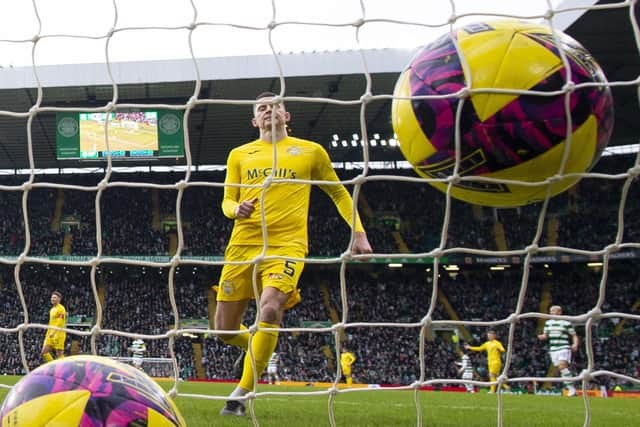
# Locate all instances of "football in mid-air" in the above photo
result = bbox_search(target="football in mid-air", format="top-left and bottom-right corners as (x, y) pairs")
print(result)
(392, 19), (614, 207)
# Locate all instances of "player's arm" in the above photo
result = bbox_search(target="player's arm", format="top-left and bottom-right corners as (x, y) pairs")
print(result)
(538, 323), (549, 341)
(570, 331), (579, 352)
(313, 146), (371, 256)
(221, 149), (257, 219)
(497, 341), (506, 353)
(464, 343), (484, 352)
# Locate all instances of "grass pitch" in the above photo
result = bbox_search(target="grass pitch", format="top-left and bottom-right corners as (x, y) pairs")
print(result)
(1, 378), (638, 426)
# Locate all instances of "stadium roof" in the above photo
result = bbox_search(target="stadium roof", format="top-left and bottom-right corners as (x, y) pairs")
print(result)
(0, 0), (636, 171)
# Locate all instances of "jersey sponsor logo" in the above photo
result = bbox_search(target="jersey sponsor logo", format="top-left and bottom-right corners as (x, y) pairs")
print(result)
(247, 167), (297, 180)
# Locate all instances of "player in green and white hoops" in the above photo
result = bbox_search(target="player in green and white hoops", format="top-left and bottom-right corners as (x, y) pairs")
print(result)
(538, 305), (579, 396)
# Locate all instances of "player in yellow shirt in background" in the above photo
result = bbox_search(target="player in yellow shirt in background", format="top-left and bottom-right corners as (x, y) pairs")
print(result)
(216, 92), (372, 417)
(340, 348), (357, 386)
(41, 290), (66, 363)
(465, 330), (508, 393)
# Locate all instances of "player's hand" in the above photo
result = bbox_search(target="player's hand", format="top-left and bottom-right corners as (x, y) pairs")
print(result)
(464, 344), (470, 350)
(571, 343), (579, 352)
(235, 198), (258, 218)
(537, 334), (546, 341)
(351, 232), (372, 260)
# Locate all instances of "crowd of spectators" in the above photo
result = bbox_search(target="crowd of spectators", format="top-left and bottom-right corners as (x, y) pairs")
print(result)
(0, 157), (637, 391)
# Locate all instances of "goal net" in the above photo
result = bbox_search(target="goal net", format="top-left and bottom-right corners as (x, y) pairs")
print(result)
(0, 1), (638, 426)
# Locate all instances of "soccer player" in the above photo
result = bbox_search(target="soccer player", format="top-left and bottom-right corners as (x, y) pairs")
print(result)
(41, 291), (66, 363)
(265, 352), (280, 384)
(215, 92), (372, 417)
(340, 348), (357, 386)
(464, 330), (507, 393)
(538, 305), (579, 397)
(456, 352), (475, 393)
(129, 338), (147, 370)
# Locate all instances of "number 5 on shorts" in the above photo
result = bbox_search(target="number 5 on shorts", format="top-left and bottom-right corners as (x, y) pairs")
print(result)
(283, 260), (297, 277)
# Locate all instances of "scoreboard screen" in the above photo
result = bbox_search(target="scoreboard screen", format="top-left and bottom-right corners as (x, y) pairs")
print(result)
(56, 109), (184, 160)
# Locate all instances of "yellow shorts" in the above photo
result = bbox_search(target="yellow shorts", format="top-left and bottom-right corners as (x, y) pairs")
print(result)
(341, 366), (352, 376)
(44, 333), (66, 351)
(215, 245), (305, 309)
(488, 362), (502, 376)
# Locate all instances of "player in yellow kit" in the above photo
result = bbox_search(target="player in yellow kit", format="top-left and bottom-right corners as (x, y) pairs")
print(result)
(41, 291), (66, 363)
(216, 92), (372, 417)
(340, 348), (357, 386)
(465, 330), (508, 393)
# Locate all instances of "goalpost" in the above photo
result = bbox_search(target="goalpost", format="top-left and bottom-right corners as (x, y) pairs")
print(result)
(0, 1), (638, 426)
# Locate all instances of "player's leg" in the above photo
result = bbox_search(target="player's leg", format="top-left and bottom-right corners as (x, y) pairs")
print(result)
(557, 358), (576, 396)
(41, 341), (54, 363)
(345, 368), (353, 386)
(53, 334), (66, 359)
(215, 299), (250, 348)
(463, 373), (474, 393)
(220, 287), (287, 417)
(214, 246), (254, 351)
(552, 350), (575, 396)
(488, 363), (500, 393)
(237, 286), (288, 392)
(220, 247), (304, 416)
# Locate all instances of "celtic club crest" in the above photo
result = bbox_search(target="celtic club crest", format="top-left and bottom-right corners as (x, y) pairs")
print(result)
(57, 117), (79, 138)
(159, 113), (181, 135)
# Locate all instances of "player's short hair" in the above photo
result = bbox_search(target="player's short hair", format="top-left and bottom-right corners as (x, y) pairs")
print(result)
(52, 290), (62, 299)
(254, 91), (282, 114)
(549, 305), (562, 314)
(256, 91), (277, 100)
(487, 329), (496, 334)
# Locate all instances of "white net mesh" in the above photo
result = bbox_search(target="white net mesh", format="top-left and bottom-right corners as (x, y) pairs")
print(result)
(0, 1), (638, 426)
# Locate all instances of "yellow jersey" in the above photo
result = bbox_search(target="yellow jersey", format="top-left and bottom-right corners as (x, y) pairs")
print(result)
(468, 339), (505, 366)
(340, 351), (356, 368)
(222, 136), (364, 251)
(48, 303), (66, 333)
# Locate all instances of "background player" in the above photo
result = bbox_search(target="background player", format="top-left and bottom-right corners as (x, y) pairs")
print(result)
(340, 347), (357, 386)
(129, 337), (147, 371)
(215, 92), (372, 417)
(465, 330), (508, 393)
(41, 290), (66, 363)
(265, 352), (281, 384)
(538, 305), (579, 397)
(456, 351), (475, 393)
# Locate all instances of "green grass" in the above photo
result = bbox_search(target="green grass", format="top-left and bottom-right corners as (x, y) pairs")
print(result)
(1, 378), (639, 426)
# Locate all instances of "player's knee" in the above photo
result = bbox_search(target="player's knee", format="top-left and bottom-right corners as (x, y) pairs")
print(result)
(260, 303), (284, 324)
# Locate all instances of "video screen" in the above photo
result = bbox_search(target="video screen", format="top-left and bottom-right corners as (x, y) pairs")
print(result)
(79, 111), (159, 158)
(56, 109), (184, 160)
